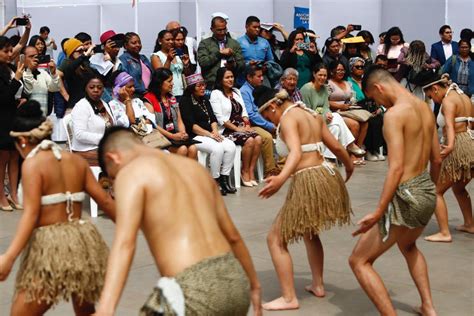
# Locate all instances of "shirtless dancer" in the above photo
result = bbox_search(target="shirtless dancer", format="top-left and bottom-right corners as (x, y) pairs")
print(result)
(349, 66), (441, 316)
(94, 127), (262, 316)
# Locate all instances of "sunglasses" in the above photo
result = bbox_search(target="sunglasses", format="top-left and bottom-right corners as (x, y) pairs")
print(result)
(354, 65), (364, 70)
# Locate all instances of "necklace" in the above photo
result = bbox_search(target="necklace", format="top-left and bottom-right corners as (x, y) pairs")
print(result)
(192, 96), (211, 124)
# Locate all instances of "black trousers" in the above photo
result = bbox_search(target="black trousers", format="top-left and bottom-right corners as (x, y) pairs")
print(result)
(364, 115), (384, 152)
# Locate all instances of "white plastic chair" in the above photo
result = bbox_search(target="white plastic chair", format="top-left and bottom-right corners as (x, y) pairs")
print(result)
(63, 114), (100, 218)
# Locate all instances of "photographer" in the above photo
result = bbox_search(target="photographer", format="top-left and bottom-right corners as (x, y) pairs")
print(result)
(89, 30), (125, 102)
(280, 30), (322, 89)
(0, 16), (32, 62)
(22, 45), (60, 115)
(197, 16), (244, 90)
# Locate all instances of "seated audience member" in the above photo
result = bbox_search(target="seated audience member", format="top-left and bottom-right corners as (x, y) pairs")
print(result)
(376, 26), (409, 76)
(22, 45), (60, 115)
(300, 63), (365, 160)
(89, 30), (125, 102)
(240, 65), (280, 177)
(179, 73), (237, 195)
(39, 26), (57, 57)
(210, 68), (262, 187)
(151, 30), (189, 100)
(173, 27), (196, 74)
(118, 32), (152, 96)
(328, 60), (368, 165)
(108, 72), (146, 127)
(70, 75), (129, 165)
(357, 30), (375, 64)
(143, 68), (198, 159)
(275, 68), (303, 102)
(198, 16), (244, 89)
(431, 25), (459, 67)
(58, 38), (97, 109)
(166, 20), (198, 66)
(347, 57), (385, 161)
(74, 32), (93, 50)
(443, 39), (474, 97)
(259, 22), (289, 63)
(398, 40), (440, 98)
(322, 37), (349, 70)
(280, 30), (323, 89)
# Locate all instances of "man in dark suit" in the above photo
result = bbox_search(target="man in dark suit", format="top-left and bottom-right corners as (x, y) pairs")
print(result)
(430, 25), (459, 66)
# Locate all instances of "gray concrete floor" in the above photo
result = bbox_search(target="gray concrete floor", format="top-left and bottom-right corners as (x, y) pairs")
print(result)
(1, 161), (473, 315)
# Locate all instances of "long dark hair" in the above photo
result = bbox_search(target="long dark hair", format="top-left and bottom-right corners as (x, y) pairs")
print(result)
(213, 67), (237, 95)
(287, 30), (305, 52)
(153, 30), (172, 53)
(311, 63), (328, 82)
(383, 27), (405, 55)
(328, 60), (347, 80)
(0, 36), (13, 82)
(149, 68), (173, 97)
(28, 35), (46, 55)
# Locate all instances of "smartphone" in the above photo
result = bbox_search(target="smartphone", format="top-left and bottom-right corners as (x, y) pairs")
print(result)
(297, 42), (310, 50)
(15, 18), (29, 26)
(93, 44), (104, 54)
(37, 55), (51, 64)
(175, 48), (184, 57)
(19, 54), (25, 64)
(113, 39), (124, 48)
(352, 24), (362, 31)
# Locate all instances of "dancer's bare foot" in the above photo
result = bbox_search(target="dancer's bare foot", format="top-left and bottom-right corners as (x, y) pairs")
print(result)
(424, 232), (452, 243)
(262, 297), (299, 311)
(455, 224), (474, 234)
(305, 284), (325, 297)
(413, 305), (437, 316)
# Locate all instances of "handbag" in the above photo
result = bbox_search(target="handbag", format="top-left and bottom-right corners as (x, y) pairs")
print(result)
(339, 106), (372, 122)
(130, 117), (171, 149)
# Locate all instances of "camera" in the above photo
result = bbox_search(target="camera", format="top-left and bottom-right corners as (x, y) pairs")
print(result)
(15, 18), (29, 26)
(175, 48), (184, 57)
(297, 42), (310, 50)
(352, 24), (362, 31)
(37, 55), (51, 64)
(93, 44), (104, 54)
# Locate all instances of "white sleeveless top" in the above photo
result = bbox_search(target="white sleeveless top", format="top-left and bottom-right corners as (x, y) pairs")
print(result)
(18, 140), (86, 222)
(275, 102), (325, 157)
(436, 83), (474, 131)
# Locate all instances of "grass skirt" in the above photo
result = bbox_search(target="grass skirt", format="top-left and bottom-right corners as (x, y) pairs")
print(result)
(440, 131), (474, 183)
(15, 220), (109, 305)
(280, 163), (351, 244)
(140, 253), (250, 316)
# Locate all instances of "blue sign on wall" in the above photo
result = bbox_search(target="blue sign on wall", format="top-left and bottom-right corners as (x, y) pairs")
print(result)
(294, 7), (309, 29)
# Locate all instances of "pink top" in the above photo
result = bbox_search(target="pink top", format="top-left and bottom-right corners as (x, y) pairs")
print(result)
(376, 43), (409, 59)
(328, 80), (353, 104)
(140, 60), (151, 90)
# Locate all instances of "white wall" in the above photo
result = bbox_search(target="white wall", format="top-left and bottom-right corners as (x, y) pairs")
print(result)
(447, 0), (474, 40)
(274, 0), (309, 40)
(310, 0), (381, 49)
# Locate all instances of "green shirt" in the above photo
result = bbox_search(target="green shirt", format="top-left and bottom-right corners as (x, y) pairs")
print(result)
(296, 54), (312, 89)
(300, 82), (330, 116)
(347, 77), (365, 103)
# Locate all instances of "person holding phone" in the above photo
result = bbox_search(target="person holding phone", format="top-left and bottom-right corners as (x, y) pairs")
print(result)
(0, 16), (32, 63)
(172, 27), (196, 74)
(376, 27), (409, 77)
(22, 45), (60, 115)
(151, 30), (186, 100)
(280, 30), (323, 89)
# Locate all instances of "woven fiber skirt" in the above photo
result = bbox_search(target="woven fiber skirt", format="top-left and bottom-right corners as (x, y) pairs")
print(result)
(440, 131), (474, 183)
(15, 220), (109, 305)
(280, 163), (351, 244)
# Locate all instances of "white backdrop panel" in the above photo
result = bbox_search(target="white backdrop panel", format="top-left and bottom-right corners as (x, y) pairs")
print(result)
(381, 0), (445, 45)
(273, 0), (309, 41)
(310, 0), (381, 49)
(196, 0), (274, 40)
(447, 0), (474, 40)
(17, 5), (101, 59)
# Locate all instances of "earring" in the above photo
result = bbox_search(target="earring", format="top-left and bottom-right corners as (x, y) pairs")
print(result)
(21, 143), (26, 148)
(272, 109), (276, 113)
(434, 91), (438, 94)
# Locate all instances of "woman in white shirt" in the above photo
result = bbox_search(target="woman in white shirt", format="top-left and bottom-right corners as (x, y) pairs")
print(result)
(376, 27), (409, 76)
(210, 68), (262, 187)
(150, 30), (192, 100)
(71, 75), (130, 165)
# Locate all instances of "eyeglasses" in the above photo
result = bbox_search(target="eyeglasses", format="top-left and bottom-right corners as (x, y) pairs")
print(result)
(354, 65), (364, 70)
(336, 69), (346, 73)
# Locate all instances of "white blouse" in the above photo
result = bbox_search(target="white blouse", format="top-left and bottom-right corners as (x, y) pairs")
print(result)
(71, 98), (129, 152)
(209, 89), (249, 134)
(109, 98), (156, 126)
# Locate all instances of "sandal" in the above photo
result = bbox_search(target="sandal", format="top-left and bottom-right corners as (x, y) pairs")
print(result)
(7, 196), (23, 210)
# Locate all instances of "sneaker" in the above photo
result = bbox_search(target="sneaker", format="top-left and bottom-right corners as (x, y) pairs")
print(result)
(366, 152), (379, 162)
(376, 153), (386, 161)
